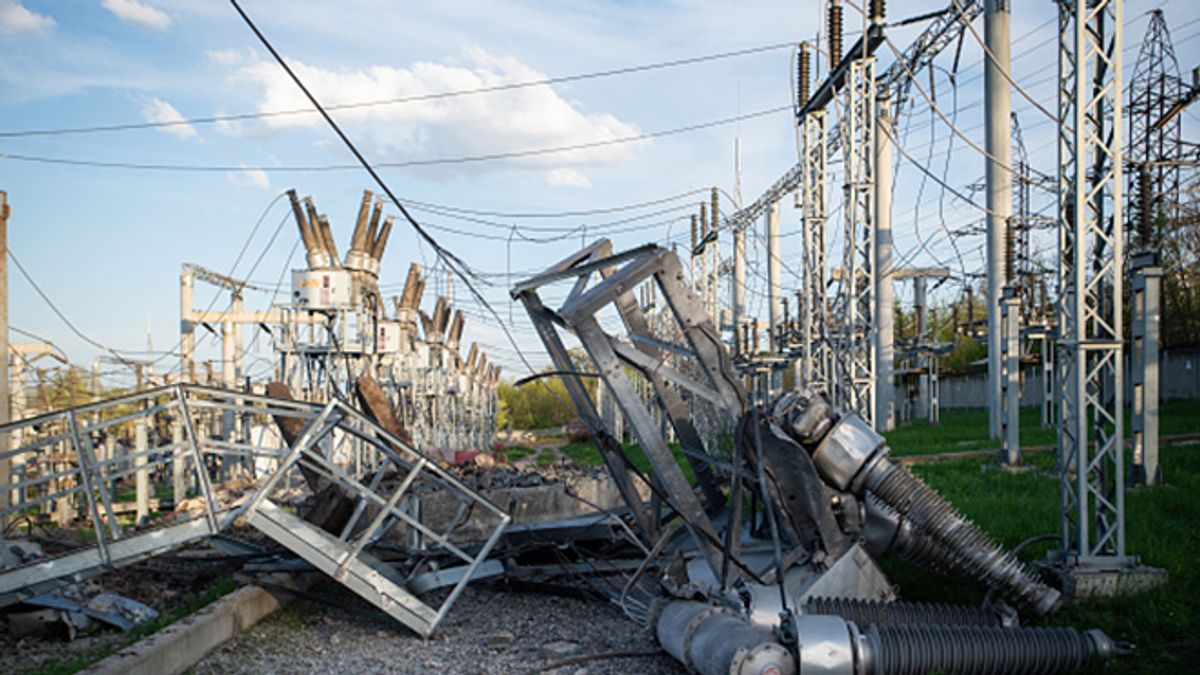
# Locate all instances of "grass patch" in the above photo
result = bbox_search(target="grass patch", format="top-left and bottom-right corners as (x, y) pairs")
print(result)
(26, 576), (239, 675)
(502, 445), (536, 462)
(535, 448), (558, 467)
(878, 446), (1200, 672)
(561, 440), (695, 483)
(884, 400), (1200, 457)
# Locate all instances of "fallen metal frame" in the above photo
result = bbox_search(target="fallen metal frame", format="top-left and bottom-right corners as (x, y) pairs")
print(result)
(0, 384), (510, 637)
(513, 240), (750, 581)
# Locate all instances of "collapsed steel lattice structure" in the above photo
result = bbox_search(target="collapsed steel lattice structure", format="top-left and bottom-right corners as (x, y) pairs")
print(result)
(0, 384), (510, 637)
(515, 240), (1127, 674)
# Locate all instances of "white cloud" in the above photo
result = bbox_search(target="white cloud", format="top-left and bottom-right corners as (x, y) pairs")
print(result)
(225, 47), (645, 176)
(102, 0), (170, 30)
(545, 168), (591, 188)
(205, 48), (243, 66)
(139, 97), (197, 140)
(0, 0), (54, 34)
(226, 165), (270, 190)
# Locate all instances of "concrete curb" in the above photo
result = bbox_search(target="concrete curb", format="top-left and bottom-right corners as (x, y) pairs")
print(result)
(82, 575), (307, 675)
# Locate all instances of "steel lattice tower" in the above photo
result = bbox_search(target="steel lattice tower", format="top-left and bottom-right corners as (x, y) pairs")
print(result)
(836, 56), (877, 426)
(801, 108), (831, 396)
(1011, 112), (1034, 316)
(1127, 9), (1183, 243)
(1055, 0), (1131, 570)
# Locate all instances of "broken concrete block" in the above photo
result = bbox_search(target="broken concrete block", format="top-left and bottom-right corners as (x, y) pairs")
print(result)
(541, 640), (582, 660)
(484, 630), (515, 649)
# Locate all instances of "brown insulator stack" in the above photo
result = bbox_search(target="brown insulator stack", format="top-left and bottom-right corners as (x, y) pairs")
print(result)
(829, 1), (844, 67)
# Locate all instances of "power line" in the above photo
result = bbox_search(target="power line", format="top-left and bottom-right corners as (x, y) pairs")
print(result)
(0, 105), (790, 174)
(7, 249), (145, 375)
(0, 42), (793, 139)
(230, 0), (549, 388)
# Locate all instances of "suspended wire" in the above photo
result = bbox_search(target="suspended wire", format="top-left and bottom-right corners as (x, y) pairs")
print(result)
(0, 105), (790, 174)
(0, 43), (794, 139)
(7, 250), (146, 376)
(231, 0), (550, 383)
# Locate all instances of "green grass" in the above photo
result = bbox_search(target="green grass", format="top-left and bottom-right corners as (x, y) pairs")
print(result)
(501, 445), (536, 461)
(884, 400), (1200, 457)
(27, 576), (239, 675)
(535, 448), (558, 467)
(562, 440), (695, 483)
(880, 446), (1200, 673)
(552, 406), (1200, 672)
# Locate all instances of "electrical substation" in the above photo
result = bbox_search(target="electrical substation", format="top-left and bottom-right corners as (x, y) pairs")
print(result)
(1, 0), (1198, 673)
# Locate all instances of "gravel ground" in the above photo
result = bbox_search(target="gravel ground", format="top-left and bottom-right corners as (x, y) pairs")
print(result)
(195, 584), (684, 675)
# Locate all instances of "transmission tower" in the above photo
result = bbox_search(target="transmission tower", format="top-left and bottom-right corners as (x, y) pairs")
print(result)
(1054, 0), (1134, 578)
(1127, 9), (1183, 244)
(1011, 112), (1034, 317)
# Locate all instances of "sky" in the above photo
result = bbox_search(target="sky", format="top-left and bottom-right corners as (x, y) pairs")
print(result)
(1, 0), (1198, 388)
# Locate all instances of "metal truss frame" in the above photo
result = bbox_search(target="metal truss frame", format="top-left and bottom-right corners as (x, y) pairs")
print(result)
(0, 385), (509, 636)
(1055, 0), (1130, 568)
(837, 57), (877, 427)
(801, 109), (831, 396)
(513, 241), (750, 581)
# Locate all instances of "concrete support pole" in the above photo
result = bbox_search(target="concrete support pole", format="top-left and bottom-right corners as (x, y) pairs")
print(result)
(915, 277), (929, 420)
(1040, 333), (1055, 428)
(985, 0), (1013, 438)
(232, 295), (244, 386)
(733, 226), (746, 354)
(875, 103), (895, 431)
(172, 419), (187, 504)
(767, 201), (782, 394)
(135, 417), (150, 522)
(710, 188), (720, 322)
(1001, 288), (1022, 464)
(1131, 251), (1162, 486)
(180, 266), (195, 384)
(0, 191), (9, 521)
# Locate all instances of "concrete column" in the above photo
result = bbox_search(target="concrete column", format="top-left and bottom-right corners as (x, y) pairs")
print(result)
(172, 420), (187, 505)
(915, 277), (929, 420)
(1001, 289), (1021, 464)
(874, 103), (895, 430)
(180, 266), (196, 384)
(733, 227), (746, 353)
(1040, 333), (1055, 428)
(1131, 252), (1162, 485)
(767, 201), (782, 394)
(0, 191), (9, 521)
(135, 417), (150, 522)
(984, 0), (1013, 438)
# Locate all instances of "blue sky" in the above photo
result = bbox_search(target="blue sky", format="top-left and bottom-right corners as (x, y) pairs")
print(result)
(1, 0), (1197, 387)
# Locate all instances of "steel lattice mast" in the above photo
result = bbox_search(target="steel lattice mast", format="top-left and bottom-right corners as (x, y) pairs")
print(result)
(837, 51), (877, 425)
(1054, 0), (1131, 570)
(1127, 9), (1183, 242)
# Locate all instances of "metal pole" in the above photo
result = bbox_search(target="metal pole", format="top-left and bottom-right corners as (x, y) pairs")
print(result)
(710, 188), (720, 321)
(915, 276), (929, 420)
(135, 416), (150, 522)
(767, 201), (782, 394)
(985, 0), (1013, 439)
(1001, 288), (1021, 464)
(875, 100), (894, 431)
(733, 225), (746, 354)
(0, 191), (9, 522)
(1130, 251), (1162, 486)
(1056, 0), (1131, 571)
(180, 265), (195, 384)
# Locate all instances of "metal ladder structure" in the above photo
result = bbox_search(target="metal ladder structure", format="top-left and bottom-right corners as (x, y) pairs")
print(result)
(0, 385), (510, 637)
